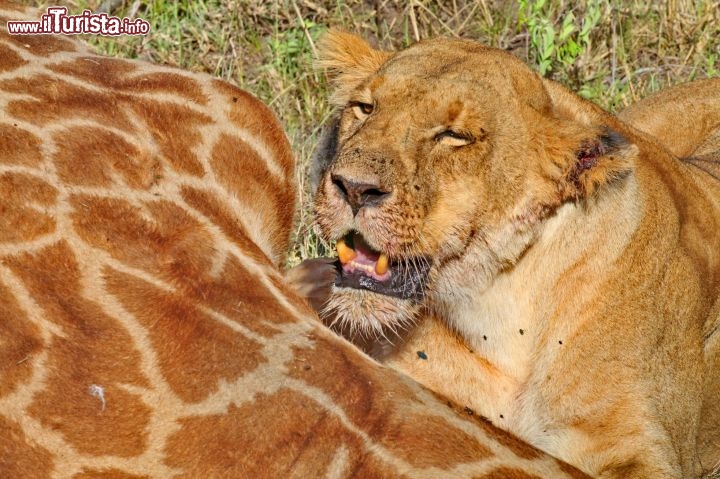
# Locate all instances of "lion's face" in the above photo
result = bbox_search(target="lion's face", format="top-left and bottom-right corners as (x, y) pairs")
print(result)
(313, 32), (633, 338)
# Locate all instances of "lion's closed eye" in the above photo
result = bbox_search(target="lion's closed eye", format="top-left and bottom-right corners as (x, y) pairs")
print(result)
(434, 129), (475, 147)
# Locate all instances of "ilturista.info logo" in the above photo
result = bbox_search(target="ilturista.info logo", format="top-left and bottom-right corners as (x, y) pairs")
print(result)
(7, 6), (150, 36)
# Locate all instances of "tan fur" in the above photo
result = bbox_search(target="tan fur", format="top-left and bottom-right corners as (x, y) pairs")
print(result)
(313, 31), (720, 478)
(617, 80), (720, 472)
(618, 79), (720, 184)
(618, 78), (720, 158)
(0, 3), (589, 478)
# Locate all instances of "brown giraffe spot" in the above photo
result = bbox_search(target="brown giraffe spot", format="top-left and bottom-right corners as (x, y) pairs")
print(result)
(73, 470), (149, 479)
(0, 416), (54, 479)
(3, 242), (151, 456)
(269, 273), (318, 318)
(0, 123), (43, 166)
(120, 72), (206, 105)
(0, 172), (57, 243)
(28, 380), (151, 456)
(381, 412), (494, 468)
(54, 126), (160, 189)
(180, 185), (272, 265)
(1, 73), (135, 132)
(209, 132), (295, 259)
(291, 333), (494, 468)
(0, 3), (26, 12)
(212, 80), (294, 177)
(342, 456), (412, 479)
(0, 42), (26, 72)
(476, 419), (544, 461)
(49, 56), (138, 87)
(69, 195), (216, 283)
(474, 468), (543, 479)
(178, 254), (298, 333)
(443, 399), (543, 461)
(0, 281), (44, 398)
(165, 389), (368, 478)
(104, 268), (266, 403)
(291, 334), (375, 421)
(51, 58), (207, 105)
(559, 460), (595, 479)
(4, 31), (77, 56)
(0, 172), (57, 205)
(130, 100), (210, 176)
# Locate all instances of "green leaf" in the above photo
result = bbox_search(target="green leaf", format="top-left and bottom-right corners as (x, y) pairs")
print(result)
(559, 13), (575, 41)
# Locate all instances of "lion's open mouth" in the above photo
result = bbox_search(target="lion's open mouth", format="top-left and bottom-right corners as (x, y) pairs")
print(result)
(333, 232), (430, 301)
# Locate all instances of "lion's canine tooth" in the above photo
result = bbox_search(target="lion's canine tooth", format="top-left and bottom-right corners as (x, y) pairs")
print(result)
(337, 238), (356, 264)
(375, 253), (389, 276)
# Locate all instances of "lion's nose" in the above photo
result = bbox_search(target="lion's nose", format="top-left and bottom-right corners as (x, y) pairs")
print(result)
(331, 173), (391, 215)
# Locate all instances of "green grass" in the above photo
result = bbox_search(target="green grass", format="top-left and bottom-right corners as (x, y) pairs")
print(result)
(21, 0), (720, 271)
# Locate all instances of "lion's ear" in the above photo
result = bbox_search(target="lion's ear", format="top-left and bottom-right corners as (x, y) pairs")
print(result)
(540, 80), (637, 199)
(316, 29), (392, 105)
(555, 128), (637, 199)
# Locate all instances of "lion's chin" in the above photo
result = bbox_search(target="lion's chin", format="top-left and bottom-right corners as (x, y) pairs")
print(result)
(322, 286), (421, 341)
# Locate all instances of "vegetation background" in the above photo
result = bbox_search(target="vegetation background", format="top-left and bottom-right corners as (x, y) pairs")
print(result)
(21, 0), (720, 270)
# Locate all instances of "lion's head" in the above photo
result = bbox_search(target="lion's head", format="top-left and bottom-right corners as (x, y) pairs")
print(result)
(312, 31), (635, 340)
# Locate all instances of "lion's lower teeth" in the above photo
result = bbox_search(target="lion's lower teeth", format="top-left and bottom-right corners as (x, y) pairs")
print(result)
(336, 238), (356, 264)
(350, 262), (375, 274)
(347, 257), (390, 278)
(375, 254), (389, 275)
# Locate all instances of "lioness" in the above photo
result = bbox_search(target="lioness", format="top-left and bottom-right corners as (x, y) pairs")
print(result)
(309, 31), (720, 478)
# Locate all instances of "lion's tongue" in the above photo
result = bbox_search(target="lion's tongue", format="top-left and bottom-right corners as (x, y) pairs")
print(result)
(337, 235), (390, 281)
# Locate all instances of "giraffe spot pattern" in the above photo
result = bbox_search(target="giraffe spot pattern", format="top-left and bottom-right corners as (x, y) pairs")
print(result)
(71, 187), (297, 336)
(50, 58), (208, 105)
(0, 42), (26, 72)
(0, 172), (57, 243)
(164, 389), (366, 478)
(49, 56), (140, 84)
(212, 79), (294, 178)
(54, 126), (160, 189)
(104, 268), (266, 403)
(73, 470), (149, 479)
(4, 29), (77, 56)
(210, 132), (295, 259)
(473, 468), (544, 479)
(0, 281), (44, 398)
(4, 242), (151, 456)
(290, 334), (496, 468)
(129, 100), (209, 177)
(180, 185), (272, 266)
(0, 123), (43, 166)
(69, 195), (217, 283)
(1, 73), (137, 132)
(0, 415), (55, 479)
